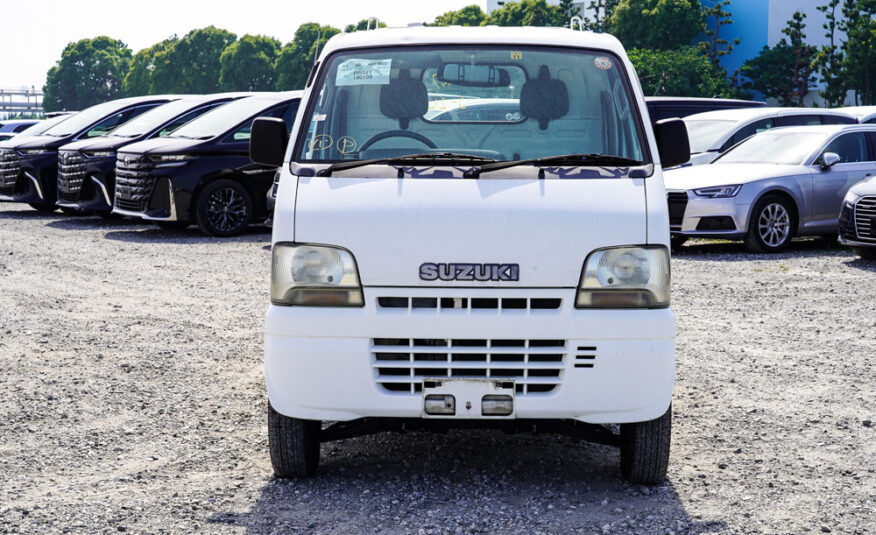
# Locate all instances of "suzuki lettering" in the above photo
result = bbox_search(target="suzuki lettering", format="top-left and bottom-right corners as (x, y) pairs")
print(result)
(419, 263), (520, 282)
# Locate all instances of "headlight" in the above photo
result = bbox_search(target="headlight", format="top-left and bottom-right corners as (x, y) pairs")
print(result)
(843, 189), (862, 205)
(85, 151), (115, 158)
(150, 154), (195, 168)
(18, 148), (54, 155)
(576, 246), (670, 308)
(693, 185), (741, 198)
(271, 243), (363, 307)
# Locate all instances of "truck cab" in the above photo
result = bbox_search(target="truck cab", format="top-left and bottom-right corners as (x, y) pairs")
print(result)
(251, 26), (689, 484)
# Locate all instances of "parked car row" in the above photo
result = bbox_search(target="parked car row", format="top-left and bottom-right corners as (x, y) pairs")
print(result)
(0, 91), (301, 236)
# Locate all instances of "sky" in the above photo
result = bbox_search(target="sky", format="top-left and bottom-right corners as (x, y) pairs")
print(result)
(0, 0), (484, 89)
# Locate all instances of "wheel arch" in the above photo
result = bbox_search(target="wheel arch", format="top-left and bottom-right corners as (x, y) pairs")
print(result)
(746, 187), (802, 234)
(191, 170), (264, 219)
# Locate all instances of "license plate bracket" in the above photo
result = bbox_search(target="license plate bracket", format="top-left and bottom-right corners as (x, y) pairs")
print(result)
(421, 379), (516, 419)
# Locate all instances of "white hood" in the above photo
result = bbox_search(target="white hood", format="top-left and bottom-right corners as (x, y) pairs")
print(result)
(664, 163), (811, 191)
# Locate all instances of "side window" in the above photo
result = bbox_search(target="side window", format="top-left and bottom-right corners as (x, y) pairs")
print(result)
(280, 101), (299, 134)
(84, 104), (161, 138)
(13, 124), (32, 133)
(723, 118), (775, 150)
(229, 104), (291, 141)
(820, 114), (857, 125)
(156, 103), (224, 138)
(776, 114), (821, 127)
(821, 133), (869, 163)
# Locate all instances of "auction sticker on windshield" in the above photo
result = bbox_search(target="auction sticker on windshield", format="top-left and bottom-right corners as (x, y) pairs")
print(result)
(336, 58), (392, 86)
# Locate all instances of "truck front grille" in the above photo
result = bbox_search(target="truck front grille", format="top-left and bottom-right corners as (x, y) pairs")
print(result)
(376, 296), (561, 311)
(114, 154), (156, 212)
(58, 151), (87, 201)
(853, 196), (876, 243)
(0, 149), (21, 194)
(666, 191), (688, 229)
(372, 338), (567, 395)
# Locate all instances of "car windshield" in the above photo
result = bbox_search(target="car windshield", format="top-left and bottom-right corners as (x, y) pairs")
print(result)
(296, 45), (647, 169)
(683, 119), (736, 153)
(168, 97), (275, 139)
(713, 131), (827, 165)
(16, 115), (73, 137)
(110, 100), (202, 137)
(41, 100), (130, 137)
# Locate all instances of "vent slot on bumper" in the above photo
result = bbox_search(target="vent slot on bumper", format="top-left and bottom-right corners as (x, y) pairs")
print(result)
(666, 191), (689, 230)
(377, 296), (561, 311)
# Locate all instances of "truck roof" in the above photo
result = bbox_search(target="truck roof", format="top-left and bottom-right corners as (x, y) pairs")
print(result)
(318, 26), (626, 60)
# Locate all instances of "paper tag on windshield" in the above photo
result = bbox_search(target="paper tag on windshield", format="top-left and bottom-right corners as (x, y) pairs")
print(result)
(336, 58), (392, 86)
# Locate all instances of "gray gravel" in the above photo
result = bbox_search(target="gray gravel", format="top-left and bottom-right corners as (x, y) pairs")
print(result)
(0, 203), (874, 535)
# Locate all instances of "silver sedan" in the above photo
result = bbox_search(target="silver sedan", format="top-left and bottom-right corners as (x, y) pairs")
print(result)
(665, 124), (876, 253)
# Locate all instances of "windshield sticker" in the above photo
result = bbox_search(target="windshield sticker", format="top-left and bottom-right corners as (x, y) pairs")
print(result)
(510, 52), (522, 60)
(336, 58), (392, 86)
(594, 57), (613, 70)
(309, 134), (333, 152)
(336, 136), (358, 154)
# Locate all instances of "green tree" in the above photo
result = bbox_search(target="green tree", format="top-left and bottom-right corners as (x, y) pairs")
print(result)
(609, 0), (705, 50)
(275, 23), (341, 90)
(628, 46), (731, 97)
(839, 0), (876, 105)
(123, 37), (177, 97)
(43, 36), (132, 112)
(219, 34), (280, 91)
(485, 0), (567, 27)
(344, 19), (388, 32)
(815, 0), (846, 106)
(699, 0), (740, 68)
(582, 0), (619, 33)
(558, 0), (581, 21)
(432, 5), (487, 26)
(150, 26), (237, 94)
(741, 12), (817, 106)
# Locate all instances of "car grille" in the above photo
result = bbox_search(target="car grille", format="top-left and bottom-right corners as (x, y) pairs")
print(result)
(371, 338), (571, 395)
(666, 191), (688, 229)
(853, 196), (876, 243)
(376, 296), (562, 311)
(58, 151), (87, 201)
(114, 154), (156, 212)
(0, 149), (21, 195)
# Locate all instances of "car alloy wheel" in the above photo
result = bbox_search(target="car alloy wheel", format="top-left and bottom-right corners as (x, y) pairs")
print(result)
(757, 202), (790, 248)
(206, 186), (248, 234)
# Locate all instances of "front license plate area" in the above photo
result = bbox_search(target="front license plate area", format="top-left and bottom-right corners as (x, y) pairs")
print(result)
(421, 379), (516, 419)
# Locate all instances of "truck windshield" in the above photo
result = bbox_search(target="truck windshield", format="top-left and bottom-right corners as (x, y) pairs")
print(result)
(168, 98), (277, 140)
(296, 46), (647, 167)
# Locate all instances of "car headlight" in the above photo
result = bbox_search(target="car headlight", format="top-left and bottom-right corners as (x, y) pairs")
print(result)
(576, 246), (670, 308)
(271, 243), (364, 307)
(843, 189), (862, 205)
(693, 185), (742, 198)
(150, 154), (196, 168)
(18, 148), (55, 155)
(85, 151), (115, 158)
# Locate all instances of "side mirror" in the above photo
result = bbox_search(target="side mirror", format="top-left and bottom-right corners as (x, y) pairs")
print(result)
(654, 118), (690, 169)
(821, 152), (840, 170)
(249, 117), (288, 167)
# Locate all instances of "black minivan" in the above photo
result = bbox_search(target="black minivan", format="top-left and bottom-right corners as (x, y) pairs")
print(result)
(0, 96), (178, 212)
(56, 93), (251, 215)
(113, 92), (301, 236)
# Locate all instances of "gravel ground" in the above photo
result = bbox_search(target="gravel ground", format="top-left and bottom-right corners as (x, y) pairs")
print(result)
(0, 203), (874, 535)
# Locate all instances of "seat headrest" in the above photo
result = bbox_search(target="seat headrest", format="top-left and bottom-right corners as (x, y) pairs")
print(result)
(379, 69), (428, 130)
(520, 65), (569, 130)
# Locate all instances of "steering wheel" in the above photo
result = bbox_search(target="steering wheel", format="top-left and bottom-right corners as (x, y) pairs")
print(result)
(358, 130), (437, 153)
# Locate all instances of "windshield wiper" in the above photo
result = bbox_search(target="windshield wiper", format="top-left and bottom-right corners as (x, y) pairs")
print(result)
(464, 153), (644, 178)
(316, 152), (497, 177)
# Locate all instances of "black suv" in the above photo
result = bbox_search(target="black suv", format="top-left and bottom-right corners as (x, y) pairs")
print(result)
(113, 92), (301, 236)
(0, 96), (178, 212)
(56, 93), (251, 215)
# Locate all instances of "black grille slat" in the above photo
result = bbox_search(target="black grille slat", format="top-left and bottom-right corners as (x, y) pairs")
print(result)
(377, 296), (562, 312)
(114, 154), (157, 212)
(667, 191), (688, 228)
(0, 149), (22, 194)
(58, 151), (87, 200)
(854, 196), (876, 242)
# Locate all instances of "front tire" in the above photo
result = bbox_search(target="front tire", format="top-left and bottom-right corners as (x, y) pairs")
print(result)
(744, 195), (794, 253)
(620, 405), (671, 485)
(268, 403), (321, 478)
(155, 221), (189, 230)
(854, 247), (876, 260)
(195, 179), (253, 237)
(669, 235), (688, 250)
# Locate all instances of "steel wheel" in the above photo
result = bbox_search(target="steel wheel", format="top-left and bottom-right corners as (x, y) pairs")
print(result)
(757, 203), (791, 247)
(196, 179), (253, 237)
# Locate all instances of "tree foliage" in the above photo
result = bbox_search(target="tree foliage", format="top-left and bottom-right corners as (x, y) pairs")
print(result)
(275, 23), (341, 90)
(123, 37), (177, 97)
(344, 19), (388, 32)
(839, 0), (876, 105)
(628, 46), (732, 97)
(815, 0), (846, 107)
(43, 36), (132, 112)
(432, 5), (487, 26)
(150, 26), (237, 94)
(485, 0), (567, 27)
(219, 34), (281, 91)
(610, 0), (704, 50)
(582, 0), (619, 32)
(699, 0), (740, 67)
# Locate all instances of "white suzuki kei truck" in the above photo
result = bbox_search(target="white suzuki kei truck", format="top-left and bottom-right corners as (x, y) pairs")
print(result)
(249, 26), (690, 485)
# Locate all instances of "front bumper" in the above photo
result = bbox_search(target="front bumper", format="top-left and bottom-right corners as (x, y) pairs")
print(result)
(265, 288), (675, 425)
(669, 192), (748, 239)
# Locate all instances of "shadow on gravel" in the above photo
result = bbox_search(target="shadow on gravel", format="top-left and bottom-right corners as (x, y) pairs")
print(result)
(0, 209), (65, 220)
(44, 216), (147, 230)
(103, 225), (270, 244)
(673, 238), (853, 261)
(844, 257), (876, 272)
(209, 430), (727, 534)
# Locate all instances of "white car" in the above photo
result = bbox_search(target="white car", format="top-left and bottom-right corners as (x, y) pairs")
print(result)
(683, 107), (857, 166)
(665, 124), (876, 252)
(250, 26), (690, 484)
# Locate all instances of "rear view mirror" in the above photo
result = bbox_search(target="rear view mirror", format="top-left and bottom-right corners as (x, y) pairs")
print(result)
(438, 64), (511, 87)
(821, 152), (840, 169)
(654, 118), (690, 169)
(249, 117), (287, 167)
